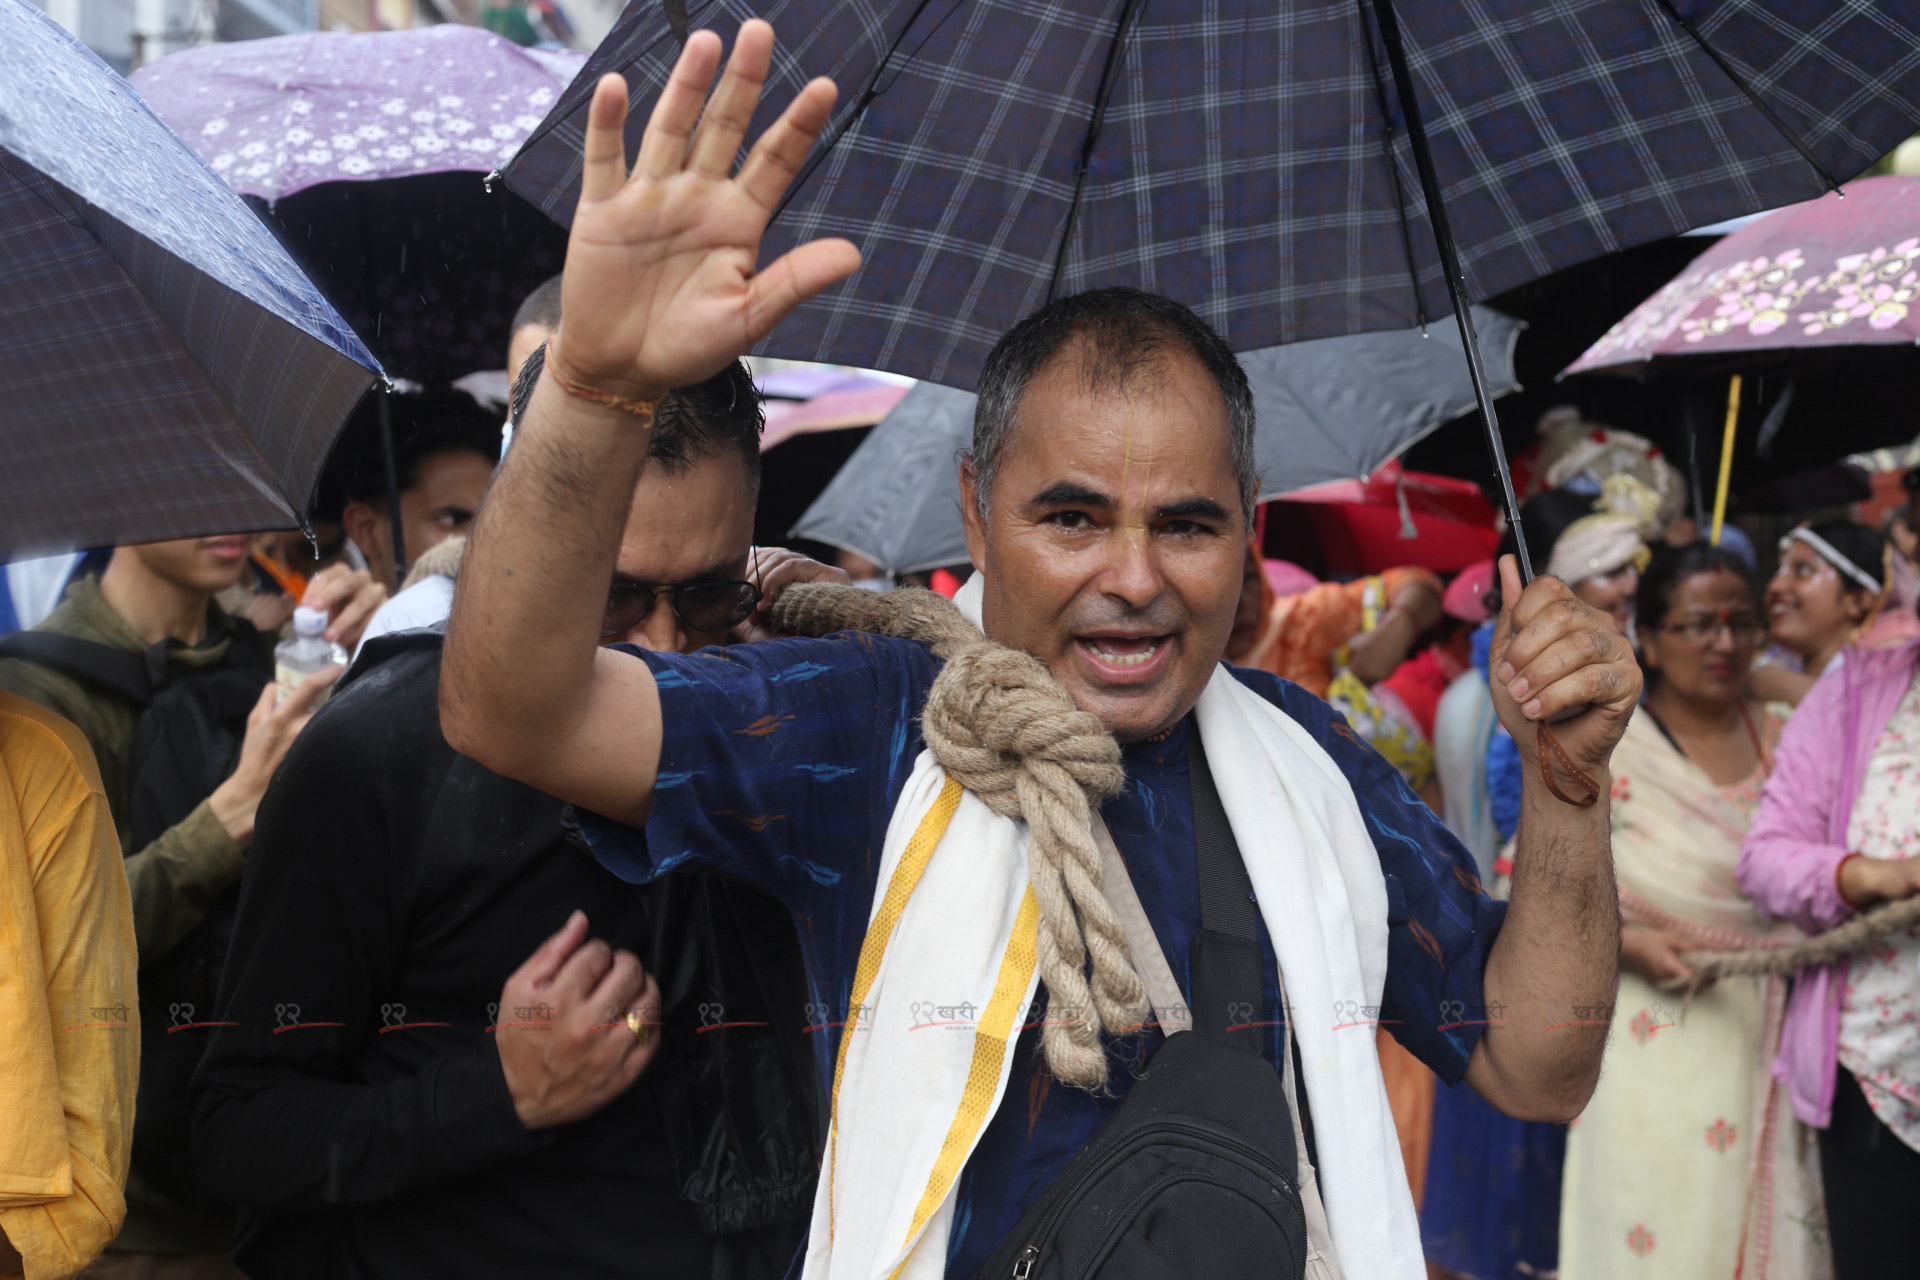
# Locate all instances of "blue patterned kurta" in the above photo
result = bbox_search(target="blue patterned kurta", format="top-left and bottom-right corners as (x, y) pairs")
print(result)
(584, 631), (1505, 1277)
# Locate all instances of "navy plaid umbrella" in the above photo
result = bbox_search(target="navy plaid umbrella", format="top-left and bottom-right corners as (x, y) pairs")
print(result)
(505, 0), (1920, 565)
(0, 0), (379, 561)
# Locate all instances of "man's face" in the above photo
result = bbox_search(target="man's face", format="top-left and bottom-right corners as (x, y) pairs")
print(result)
(127, 535), (253, 596)
(960, 346), (1246, 742)
(400, 450), (495, 563)
(347, 449), (496, 591)
(602, 450), (756, 655)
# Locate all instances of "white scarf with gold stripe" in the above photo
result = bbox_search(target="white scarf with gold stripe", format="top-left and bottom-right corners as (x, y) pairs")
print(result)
(800, 579), (1425, 1280)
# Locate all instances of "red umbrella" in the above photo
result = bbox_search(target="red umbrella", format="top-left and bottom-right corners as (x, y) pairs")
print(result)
(1568, 176), (1920, 376)
(1270, 460), (1498, 577)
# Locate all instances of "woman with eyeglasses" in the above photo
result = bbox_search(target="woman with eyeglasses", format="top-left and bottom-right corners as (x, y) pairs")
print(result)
(1752, 521), (1890, 708)
(1557, 543), (1829, 1279)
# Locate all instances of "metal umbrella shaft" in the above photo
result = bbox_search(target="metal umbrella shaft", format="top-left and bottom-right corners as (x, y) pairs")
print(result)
(1368, 0), (1533, 581)
(377, 389), (408, 585)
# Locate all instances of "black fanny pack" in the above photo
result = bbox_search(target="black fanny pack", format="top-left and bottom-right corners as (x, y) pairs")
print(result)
(971, 735), (1308, 1280)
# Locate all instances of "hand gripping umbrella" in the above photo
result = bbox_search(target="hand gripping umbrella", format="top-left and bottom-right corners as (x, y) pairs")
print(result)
(0, 0), (378, 561)
(504, 0), (1920, 576)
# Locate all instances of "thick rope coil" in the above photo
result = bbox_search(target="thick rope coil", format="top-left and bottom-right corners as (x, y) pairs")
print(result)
(770, 583), (1150, 1090)
(1672, 894), (1920, 988)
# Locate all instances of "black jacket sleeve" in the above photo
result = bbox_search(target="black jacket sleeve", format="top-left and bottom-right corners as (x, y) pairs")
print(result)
(189, 653), (543, 1208)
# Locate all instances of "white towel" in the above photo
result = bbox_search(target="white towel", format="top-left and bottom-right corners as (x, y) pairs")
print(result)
(801, 577), (1423, 1279)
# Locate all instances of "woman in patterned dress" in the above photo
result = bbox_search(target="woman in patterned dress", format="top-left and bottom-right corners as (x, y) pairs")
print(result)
(1559, 543), (1828, 1280)
(1741, 545), (1920, 1277)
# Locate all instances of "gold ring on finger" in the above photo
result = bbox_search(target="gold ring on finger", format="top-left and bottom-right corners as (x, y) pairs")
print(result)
(625, 1010), (653, 1043)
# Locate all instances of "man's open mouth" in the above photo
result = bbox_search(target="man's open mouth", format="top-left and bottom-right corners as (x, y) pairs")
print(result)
(1082, 636), (1162, 666)
(1073, 634), (1175, 683)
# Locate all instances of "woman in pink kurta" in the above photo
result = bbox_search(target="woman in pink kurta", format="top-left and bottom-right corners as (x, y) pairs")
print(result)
(1739, 634), (1920, 1277)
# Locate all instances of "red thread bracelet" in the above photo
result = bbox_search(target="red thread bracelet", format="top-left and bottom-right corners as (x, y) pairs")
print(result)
(543, 338), (660, 422)
(1535, 722), (1600, 808)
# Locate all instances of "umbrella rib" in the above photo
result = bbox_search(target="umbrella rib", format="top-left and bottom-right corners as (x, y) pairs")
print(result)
(1354, 0), (1429, 331)
(768, 0), (951, 224)
(1045, 0), (1152, 303)
(1365, 0), (1531, 579)
(1648, 0), (1841, 192)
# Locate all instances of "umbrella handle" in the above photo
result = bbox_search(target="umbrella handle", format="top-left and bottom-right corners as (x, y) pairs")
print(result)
(1368, 0), (1533, 583)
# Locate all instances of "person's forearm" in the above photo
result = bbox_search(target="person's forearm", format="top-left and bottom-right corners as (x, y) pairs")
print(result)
(1388, 582), (1442, 633)
(1747, 662), (1814, 707)
(442, 366), (651, 776)
(193, 1044), (540, 1209)
(1472, 775), (1618, 1121)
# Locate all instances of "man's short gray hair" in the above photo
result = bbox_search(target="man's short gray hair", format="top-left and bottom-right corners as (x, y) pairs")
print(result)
(967, 287), (1258, 520)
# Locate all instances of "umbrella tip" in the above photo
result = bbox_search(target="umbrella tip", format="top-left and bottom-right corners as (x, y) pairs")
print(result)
(483, 169), (501, 194)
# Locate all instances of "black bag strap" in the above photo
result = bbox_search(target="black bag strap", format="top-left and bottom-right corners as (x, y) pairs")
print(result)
(1188, 730), (1265, 1055)
(0, 631), (153, 704)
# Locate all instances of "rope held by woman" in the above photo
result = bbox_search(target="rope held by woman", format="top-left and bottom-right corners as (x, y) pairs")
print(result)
(770, 583), (1149, 1090)
(1678, 893), (1920, 984)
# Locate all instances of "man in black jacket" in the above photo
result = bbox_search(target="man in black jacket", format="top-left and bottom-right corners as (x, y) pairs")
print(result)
(190, 352), (843, 1279)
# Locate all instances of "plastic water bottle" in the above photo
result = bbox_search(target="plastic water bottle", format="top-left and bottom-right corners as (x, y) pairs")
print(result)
(275, 606), (340, 705)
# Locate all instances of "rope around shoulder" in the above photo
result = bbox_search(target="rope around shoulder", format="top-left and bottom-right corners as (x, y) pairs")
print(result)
(769, 583), (1149, 1090)
(1672, 894), (1920, 987)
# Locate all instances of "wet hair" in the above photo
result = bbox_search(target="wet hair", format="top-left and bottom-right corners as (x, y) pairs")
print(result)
(1635, 541), (1758, 629)
(510, 343), (763, 488)
(1794, 519), (1886, 594)
(968, 287), (1257, 520)
(511, 274), (564, 337)
(1635, 541), (1759, 692)
(332, 388), (503, 508)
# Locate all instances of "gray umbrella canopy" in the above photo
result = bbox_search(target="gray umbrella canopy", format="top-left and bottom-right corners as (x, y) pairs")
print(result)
(794, 308), (1521, 574)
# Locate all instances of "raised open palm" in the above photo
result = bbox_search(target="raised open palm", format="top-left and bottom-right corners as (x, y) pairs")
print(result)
(549, 21), (862, 403)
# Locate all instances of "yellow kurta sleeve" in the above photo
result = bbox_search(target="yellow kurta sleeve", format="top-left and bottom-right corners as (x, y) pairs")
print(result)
(0, 693), (138, 1280)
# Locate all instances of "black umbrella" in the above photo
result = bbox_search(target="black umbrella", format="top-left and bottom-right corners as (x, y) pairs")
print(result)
(504, 0), (1920, 573)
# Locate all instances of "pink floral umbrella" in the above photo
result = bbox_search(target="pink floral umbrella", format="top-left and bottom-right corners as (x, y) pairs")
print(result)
(1567, 176), (1920, 377)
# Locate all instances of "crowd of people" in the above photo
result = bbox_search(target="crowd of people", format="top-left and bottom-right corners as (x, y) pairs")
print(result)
(6, 20), (1920, 1280)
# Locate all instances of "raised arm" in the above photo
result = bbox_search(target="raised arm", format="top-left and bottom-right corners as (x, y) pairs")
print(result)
(440, 22), (859, 822)
(1466, 556), (1642, 1122)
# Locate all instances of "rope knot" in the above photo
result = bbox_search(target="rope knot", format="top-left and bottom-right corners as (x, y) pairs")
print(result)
(770, 583), (1149, 1089)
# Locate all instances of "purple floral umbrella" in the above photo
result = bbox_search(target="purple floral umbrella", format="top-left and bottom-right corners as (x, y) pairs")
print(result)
(133, 26), (584, 384)
(132, 23), (581, 201)
(1568, 175), (1920, 377)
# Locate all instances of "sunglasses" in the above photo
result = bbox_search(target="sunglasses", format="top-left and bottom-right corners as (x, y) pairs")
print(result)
(601, 552), (763, 639)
